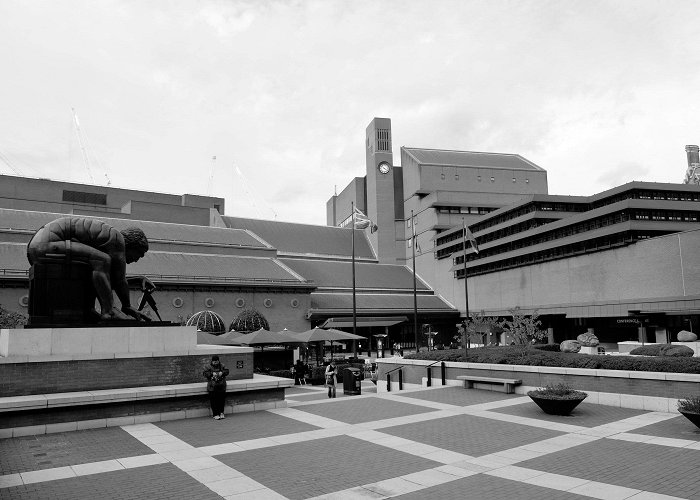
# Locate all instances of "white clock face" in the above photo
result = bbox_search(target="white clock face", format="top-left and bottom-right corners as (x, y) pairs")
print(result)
(378, 162), (391, 174)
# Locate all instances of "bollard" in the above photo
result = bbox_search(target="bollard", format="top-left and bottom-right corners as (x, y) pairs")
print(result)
(441, 362), (446, 385)
(427, 366), (432, 387)
(398, 369), (403, 391)
(386, 373), (391, 392)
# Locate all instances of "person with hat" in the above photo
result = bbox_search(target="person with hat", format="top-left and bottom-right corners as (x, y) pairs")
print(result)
(203, 355), (229, 419)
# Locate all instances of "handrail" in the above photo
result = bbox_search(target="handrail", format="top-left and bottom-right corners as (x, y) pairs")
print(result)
(386, 365), (404, 375)
(426, 360), (441, 367)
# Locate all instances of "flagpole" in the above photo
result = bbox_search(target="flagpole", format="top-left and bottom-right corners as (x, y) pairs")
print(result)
(412, 210), (419, 355)
(462, 218), (470, 357)
(352, 202), (358, 359)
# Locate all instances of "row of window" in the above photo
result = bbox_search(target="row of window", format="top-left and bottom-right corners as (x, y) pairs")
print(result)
(454, 231), (651, 278)
(453, 208), (700, 266)
(435, 206), (495, 215)
(470, 189), (700, 233)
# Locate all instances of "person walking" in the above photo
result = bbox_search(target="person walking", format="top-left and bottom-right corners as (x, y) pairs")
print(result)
(325, 360), (337, 398)
(294, 359), (307, 385)
(203, 355), (229, 419)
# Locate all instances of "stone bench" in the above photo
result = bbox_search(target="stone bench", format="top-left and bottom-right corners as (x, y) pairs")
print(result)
(0, 375), (294, 438)
(456, 375), (522, 394)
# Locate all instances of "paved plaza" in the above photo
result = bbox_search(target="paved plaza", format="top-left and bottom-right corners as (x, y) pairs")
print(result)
(2, 382), (700, 499)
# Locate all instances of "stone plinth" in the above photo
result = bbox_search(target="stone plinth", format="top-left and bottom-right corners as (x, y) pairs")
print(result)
(1, 325), (198, 357)
(579, 346), (598, 355)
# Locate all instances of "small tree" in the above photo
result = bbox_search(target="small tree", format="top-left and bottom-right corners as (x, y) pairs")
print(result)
(499, 306), (546, 346)
(0, 304), (28, 328)
(454, 311), (500, 349)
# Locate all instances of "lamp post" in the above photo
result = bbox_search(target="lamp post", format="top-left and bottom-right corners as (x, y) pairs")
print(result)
(412, 210), (419, 355)
(352, 202), (358, 359)
(462, 218), (470, 358)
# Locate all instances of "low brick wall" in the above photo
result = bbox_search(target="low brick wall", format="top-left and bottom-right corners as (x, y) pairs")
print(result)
(0, 388), (283, 430)
(376, 359), (700, 412)
(0, 352), (253, 396)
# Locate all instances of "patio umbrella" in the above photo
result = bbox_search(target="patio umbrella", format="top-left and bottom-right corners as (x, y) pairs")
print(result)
(197, 330), (245, 345)
(231, 328), (290, 346)
(291, 327), (366, 363)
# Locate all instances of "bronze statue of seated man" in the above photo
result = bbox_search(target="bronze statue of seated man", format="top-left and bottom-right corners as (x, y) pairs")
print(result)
(27, 217), (150, 321)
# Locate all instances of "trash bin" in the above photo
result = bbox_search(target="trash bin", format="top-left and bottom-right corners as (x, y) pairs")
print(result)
(343, 367), (362, 395)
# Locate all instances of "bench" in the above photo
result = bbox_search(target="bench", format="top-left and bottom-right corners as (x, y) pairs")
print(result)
(456, 375), (522, 394)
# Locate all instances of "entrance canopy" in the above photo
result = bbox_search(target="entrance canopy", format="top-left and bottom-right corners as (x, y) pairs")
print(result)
(320, 316), (408, 329)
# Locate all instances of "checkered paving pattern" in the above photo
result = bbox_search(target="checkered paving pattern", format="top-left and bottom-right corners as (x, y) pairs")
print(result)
(397, 386), (517, 406)
(631, 414), (700, 441)
(156, 411), (320, 447)
(217, 435), (439, 499)
(394, 472), (592, 500)
(0, 428), (153, 474)
(2, 385), (699, 499)
(0, 463), (220, 500)
(491, 400), (649, 428)
(380, 413), (564, 457)
(518, 439), (700, 498)
(293, 397), (435, 425)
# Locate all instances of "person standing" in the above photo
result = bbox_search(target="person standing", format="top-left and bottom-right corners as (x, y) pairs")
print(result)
(204, 355), (229, 419)
(325, 360), (337, 398)
(294, 359), (307, 385)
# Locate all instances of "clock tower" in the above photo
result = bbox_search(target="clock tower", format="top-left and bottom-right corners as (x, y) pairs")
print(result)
(365, 117), (399, 263)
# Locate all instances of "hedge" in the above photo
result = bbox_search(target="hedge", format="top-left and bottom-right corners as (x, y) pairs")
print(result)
(628, 344), (694, 357)
(404, 346), (700, 373)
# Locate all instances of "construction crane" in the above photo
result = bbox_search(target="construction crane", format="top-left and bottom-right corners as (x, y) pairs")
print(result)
(72, 108), (111, 185)
(234, 164), (278, 220)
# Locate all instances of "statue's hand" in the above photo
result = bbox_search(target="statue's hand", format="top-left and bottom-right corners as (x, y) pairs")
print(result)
(122, 306), (152, 322)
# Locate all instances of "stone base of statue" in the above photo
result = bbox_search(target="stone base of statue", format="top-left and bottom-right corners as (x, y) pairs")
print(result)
(28, 256), (96, 325)
(0, 325), (292, 437)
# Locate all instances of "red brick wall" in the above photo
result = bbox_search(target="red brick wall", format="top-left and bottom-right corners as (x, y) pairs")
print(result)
(0, 353), (253, 397)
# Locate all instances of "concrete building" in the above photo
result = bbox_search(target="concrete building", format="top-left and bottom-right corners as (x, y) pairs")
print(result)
(0, 174), (457, 351)
(328, 119), (700, 346)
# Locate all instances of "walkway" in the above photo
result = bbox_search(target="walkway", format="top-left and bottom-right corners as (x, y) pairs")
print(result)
(2, 381), (700, 499)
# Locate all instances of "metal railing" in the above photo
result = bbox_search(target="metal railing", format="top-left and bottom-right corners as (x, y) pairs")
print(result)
(426, 361), (446, 387)
(386, 365), (404, 392)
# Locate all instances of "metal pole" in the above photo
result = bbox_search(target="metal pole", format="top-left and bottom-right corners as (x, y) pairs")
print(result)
(462, 219), (470, 358)
(412, 210), (419, 355)
(352, 202), (358, 359)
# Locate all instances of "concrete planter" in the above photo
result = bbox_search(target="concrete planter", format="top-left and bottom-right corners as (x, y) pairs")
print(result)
(528, 392), (588, 415)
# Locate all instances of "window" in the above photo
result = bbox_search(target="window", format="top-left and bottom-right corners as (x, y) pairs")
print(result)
(62, 190), (107, 205)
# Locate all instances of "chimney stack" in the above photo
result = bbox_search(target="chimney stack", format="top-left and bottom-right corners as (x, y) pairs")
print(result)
(686, 145), (700, 167)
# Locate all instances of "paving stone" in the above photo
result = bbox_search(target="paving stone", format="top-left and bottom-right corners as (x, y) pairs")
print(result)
(216, 435), (439, 500)
(293, 397), (435, 425)
(491, 399), (649, 427)
(379, 413), (563, 457)
(155, 410), (319, 447)
(631, 414), (700, 441)
(518, 439), (700, 499)
(0, 463), (220, 500)
(0, 427), (153, 474)
(397, 386), (519, 407)
(392, 473), (592, 500)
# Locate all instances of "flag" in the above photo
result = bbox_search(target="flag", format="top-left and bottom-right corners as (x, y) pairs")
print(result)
(466, 226), (479, 254)
(353, 206), (373, 230)
(411, 213), (422, 254)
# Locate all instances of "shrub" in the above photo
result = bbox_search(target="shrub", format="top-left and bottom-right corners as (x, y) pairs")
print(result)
(528, 383), (587, 400)
(268, 369), (294, 379)
(404, 346), (700, 374)
(533, 344), (560, 352)
(678, 395), (700, 413)
(630, 344), (694, 357)
(0, 304), (28, 328)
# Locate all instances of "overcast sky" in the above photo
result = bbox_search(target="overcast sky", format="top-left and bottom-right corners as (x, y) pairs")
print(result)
(1, 0), (699, 225)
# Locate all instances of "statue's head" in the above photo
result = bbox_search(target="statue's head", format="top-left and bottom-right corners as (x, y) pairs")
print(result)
(121, 227), (149, 264)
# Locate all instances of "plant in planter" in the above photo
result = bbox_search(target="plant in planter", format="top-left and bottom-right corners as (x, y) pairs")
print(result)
(677, 395), (700, 429)
(527, 383), (588, 416)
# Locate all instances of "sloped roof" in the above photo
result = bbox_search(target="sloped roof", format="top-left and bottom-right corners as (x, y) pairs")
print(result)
(279, 258), (429, 290)
(0, 242), (306, 285)
(403, 148), (543, 171)
(222, 216), (376, 259)
(310, 293), (457, 313)
(0, 208), (264, 248)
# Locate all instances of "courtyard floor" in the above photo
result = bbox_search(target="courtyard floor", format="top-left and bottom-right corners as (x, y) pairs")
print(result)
(2, 381), (700, 499)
